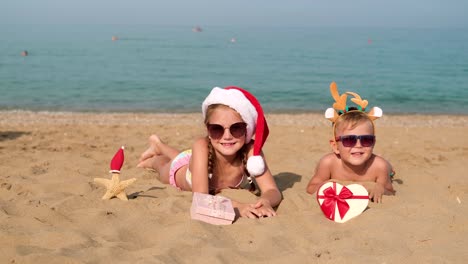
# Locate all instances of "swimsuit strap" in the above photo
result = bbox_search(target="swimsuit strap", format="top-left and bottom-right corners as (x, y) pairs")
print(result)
(209, 173), (253, 194)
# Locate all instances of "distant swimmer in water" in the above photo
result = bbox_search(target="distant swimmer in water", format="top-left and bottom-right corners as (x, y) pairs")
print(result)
(112, 36), (119, 41)
(21, 50), (28, 56)
(192, 26), (203, 32)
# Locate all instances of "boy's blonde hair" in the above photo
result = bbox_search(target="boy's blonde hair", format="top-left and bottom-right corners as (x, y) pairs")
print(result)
(333, 110), (375, 138)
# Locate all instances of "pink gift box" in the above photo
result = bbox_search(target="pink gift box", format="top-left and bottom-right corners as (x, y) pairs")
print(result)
(190, 192), (236, 225)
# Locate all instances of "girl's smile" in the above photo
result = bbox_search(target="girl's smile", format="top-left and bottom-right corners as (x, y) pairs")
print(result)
(208, 106), (246, 157)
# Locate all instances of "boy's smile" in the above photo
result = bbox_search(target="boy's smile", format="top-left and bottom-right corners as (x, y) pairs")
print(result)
(332, 120), (375, 167)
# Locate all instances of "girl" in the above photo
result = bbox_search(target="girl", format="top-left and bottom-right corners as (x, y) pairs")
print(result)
(138, 86), (282, 218)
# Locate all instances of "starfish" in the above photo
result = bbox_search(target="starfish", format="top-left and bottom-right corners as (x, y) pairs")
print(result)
(94, 173), (136, 201)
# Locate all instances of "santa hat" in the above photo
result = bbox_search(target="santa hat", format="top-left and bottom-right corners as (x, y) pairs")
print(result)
(202, 86), (269, 176)
(110, 146), (125, 173)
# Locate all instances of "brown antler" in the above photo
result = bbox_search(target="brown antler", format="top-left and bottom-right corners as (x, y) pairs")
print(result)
(346, 91), (368, 110)
(330, 82), (347, 111)
(325, 82), (383, 124)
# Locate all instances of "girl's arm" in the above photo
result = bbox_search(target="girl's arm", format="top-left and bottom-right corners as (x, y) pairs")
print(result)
(232, 169), (281, 219)
(236, 150), (282, 218)
(189, 137), (210, 194)
(254, 166), (282, 207)
(230, 163), (282, 218)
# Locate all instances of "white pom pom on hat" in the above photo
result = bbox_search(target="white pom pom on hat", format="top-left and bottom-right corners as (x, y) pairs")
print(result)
(202, 86), (269, 176)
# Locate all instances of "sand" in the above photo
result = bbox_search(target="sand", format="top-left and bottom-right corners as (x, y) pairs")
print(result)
(1, 110), (467, 263)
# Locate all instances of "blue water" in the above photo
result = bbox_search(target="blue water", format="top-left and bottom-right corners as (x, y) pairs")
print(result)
(1, 24), (468, 114)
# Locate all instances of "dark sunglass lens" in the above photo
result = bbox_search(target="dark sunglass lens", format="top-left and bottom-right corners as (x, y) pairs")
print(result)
(360, 135), (375, 147)
(229, 123), (247, 138)
(340, 135), (357, 147)
(207, 124), (224, 139)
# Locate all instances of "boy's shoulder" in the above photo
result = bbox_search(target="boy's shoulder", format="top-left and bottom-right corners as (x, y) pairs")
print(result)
(370, 154), (392, 171)
(319, 153), (339, 166)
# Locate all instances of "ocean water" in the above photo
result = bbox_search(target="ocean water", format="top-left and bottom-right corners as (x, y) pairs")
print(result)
(1, 24), (467, 114)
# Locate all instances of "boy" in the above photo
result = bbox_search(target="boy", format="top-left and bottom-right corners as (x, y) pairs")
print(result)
(306, 82), (395, 203)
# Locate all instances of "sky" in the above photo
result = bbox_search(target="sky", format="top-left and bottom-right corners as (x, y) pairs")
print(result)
(2, 0), (468, 28)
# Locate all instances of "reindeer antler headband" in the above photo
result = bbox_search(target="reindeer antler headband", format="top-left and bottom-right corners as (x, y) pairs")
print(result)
(325, 82), (383, 124)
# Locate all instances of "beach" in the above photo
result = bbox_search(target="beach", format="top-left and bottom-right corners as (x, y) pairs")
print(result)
(0, 110), (467, 263)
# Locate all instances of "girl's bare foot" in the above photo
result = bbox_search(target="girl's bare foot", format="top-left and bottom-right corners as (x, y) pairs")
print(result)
(137, 156), (158, 170)
(139, 135), (163, 163)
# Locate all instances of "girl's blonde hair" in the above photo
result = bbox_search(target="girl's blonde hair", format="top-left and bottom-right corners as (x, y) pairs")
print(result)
(204, 104), (250, 178)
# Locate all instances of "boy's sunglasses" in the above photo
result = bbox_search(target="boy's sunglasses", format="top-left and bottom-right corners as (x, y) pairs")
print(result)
(207, 122), (247, 139)
(335, 135), (376, 148)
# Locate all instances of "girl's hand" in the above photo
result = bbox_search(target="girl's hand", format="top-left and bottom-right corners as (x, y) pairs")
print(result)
(253, 198), (277, 217)
(236, 199), (277, 218)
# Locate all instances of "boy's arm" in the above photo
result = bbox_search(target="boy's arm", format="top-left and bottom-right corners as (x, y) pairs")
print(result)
(368, 157), (395, 203)
(374, 155), (396, 194)
(384, 160), (396, 194)
(383, 175), (395, 195)
(306, 154), (333, 195)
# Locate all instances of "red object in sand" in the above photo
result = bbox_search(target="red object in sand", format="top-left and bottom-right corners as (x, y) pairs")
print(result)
(110, 146), (125, 173)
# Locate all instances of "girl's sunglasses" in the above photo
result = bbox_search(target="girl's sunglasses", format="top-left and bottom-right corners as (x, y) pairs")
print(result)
(207, 122), (247, 139)
(335, 135), (375, 148)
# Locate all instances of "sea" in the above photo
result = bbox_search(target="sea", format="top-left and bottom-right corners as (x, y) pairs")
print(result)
(1, 24), (467, 114)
